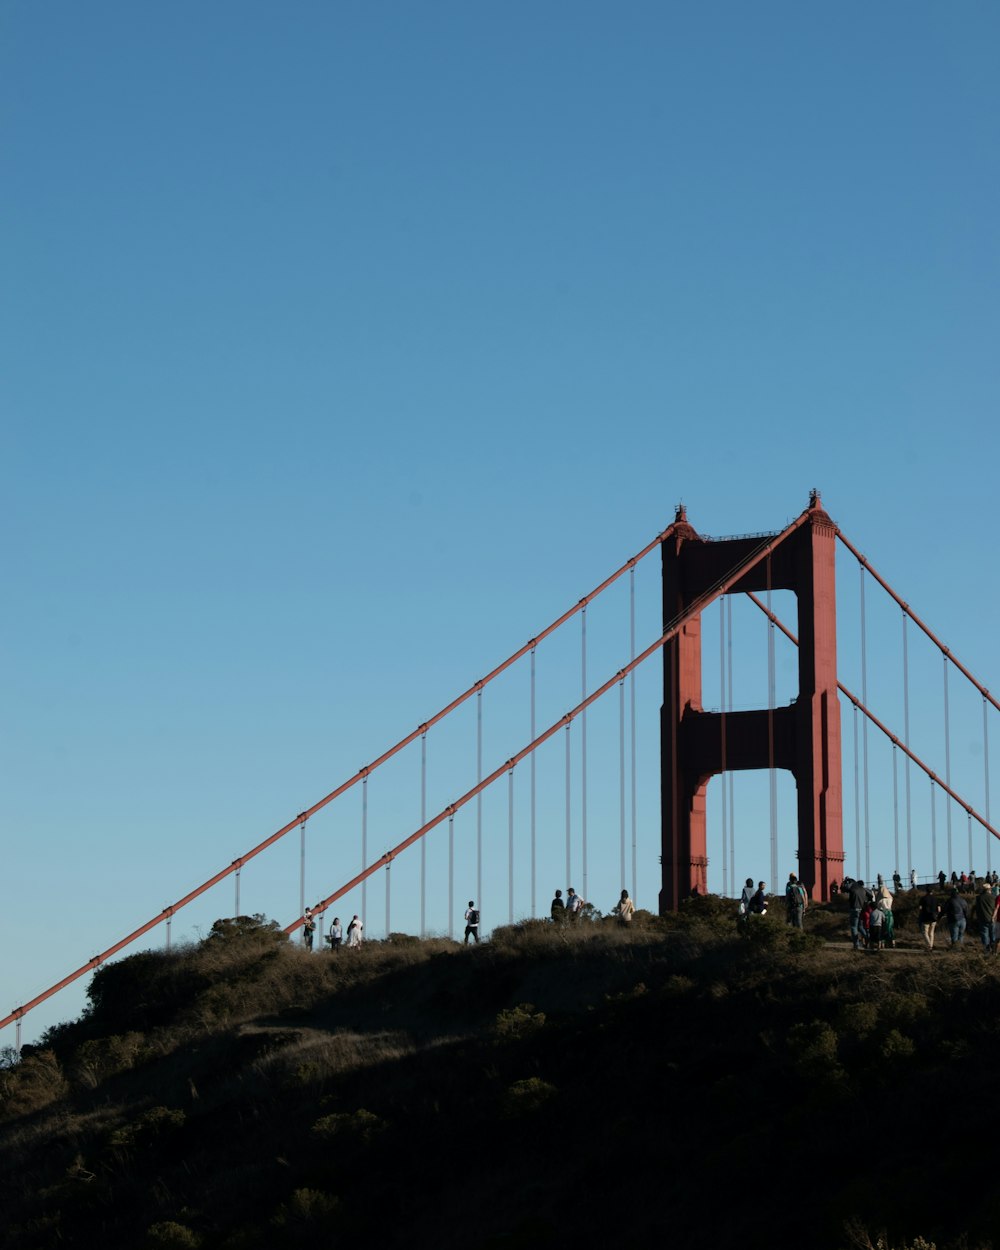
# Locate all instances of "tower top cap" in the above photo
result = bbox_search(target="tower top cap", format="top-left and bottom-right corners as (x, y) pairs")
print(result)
(675, 503), (687, 523)
(809, 488), (822, 509)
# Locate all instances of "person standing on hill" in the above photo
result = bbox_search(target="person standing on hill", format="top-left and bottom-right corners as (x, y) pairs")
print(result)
(785, 874), (807, 929)
(302, 907), (316, 951)
(328, 916), (343, 950)
(751, 881), (768, 916)
(974, 885), (997, 953)
(944, 889), (968, 946)
(615, 889), (635, 927)
(566, 887), (586, 922)
(847, 877), (868, 950)
(346, 915), (363, 947)
(464, 901), (480, 945)
(918, 887), (941, 951)
(738, 878), (755, 934)
(550, 889), (565, 923)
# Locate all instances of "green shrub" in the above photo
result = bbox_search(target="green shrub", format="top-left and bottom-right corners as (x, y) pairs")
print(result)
(145, 1221), (203, 1249)
(311, 1108), (385, 1146)
(502, 1077), (557, 1118)
(108, 1105), (185, 1150)
(495, 1003), (546, 1041)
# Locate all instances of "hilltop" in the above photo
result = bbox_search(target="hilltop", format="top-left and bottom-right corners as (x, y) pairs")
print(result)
(1, 896), (997, 1250)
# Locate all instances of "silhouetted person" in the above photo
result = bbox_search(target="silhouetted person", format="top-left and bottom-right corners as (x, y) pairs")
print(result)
(551, 889), (565, 922)
(464, 900), (480, 944)
(302, 906), (316, 951)
(847, 878), (868, 949)
(918, 888), (940, 951)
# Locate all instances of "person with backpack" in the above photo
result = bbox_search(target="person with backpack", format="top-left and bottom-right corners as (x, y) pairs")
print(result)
(464, 901), (480, 944)
(785, 874), (807, 929)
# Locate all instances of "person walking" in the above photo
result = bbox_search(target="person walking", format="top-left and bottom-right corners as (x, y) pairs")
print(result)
(615, 889), (635, 927)
(785, 874), (807, 929)
(464, 901), (481, 945)
(847, 877), (868, 949)
(944, 889), (968, 946)
(917, 887), (940, 951)
(974, 885), (997, 954)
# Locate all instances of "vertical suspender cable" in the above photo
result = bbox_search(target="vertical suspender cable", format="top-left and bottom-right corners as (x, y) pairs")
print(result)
(768, 567), (777, 888)
(385, 857), (391, 939)
(420, 730), (427, 936)
(892, 746), (900, 874)
(853, 704), (861, 876)
(860, 566), (871, 882)
(530, 647), (537, 917)
(930, 779), (938, 877)
(720, 596), (728, 896)
(944, 656), (952, 872)
(629, 565), (638, 903)
(984, 697), (992, 874)
(728, 593), (735, 883)
(166, 912), (172, 952)
(903, 612), (913, 878)
(477, 689), (483, 919)
(967, 811), (973, 876)
(508, 766), (515, 925)
(448, 812), (455, 939)
(15, 1019), (21, 1053)
(581, 604), (588, 902)
(299, 819), (307, 926)
(565, 722), (572, 889)
(619, 676), (626, 890)
(235, 867), (241, 918)
(361, 779), (368, 927)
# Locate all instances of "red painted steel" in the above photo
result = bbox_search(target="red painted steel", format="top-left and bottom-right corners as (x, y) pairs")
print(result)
(746, 591), (1000, 844)
(660, 494), (843, 908)
(0, 525), (675, 1037)
(287, 512), (813, 932)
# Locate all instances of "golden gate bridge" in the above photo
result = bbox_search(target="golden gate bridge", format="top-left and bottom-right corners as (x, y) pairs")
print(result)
(5, 490), (997, 1047)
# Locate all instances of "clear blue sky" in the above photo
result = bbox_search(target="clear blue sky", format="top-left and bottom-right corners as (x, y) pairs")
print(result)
(3, 1), (998, 1044)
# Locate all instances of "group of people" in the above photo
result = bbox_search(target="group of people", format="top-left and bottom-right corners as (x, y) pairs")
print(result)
(914, 882), (1000, 952)
(301, 906), (364, 951)
(550, 887), (636, 927)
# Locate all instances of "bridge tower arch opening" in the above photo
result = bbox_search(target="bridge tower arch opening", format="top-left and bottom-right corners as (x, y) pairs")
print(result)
(659, 491), (844, 910)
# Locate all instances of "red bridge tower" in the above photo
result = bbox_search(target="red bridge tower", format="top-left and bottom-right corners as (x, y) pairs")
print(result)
(659, 491), (844, 908)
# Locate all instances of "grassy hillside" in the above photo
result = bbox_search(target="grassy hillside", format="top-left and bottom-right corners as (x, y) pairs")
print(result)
(1, 898), (998, 1250)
